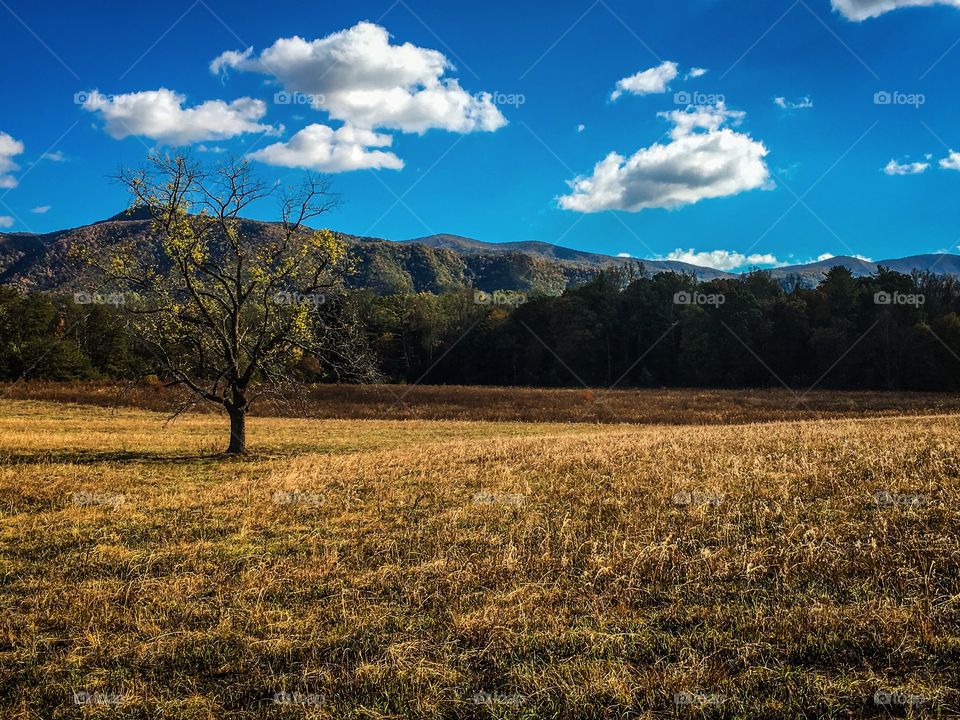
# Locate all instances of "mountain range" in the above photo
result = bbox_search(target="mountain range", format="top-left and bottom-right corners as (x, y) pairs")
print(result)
(1, 212), (958, 294)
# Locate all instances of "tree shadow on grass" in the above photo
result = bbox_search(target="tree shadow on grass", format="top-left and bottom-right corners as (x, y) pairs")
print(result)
(0, 449), (280, 466)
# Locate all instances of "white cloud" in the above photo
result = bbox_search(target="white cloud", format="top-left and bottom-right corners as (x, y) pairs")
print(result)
(81, 89), (278, 145)
(616, 252), (632, 257)
(248, 123), (403, 172)
(940, 151), (960, 170)
(611, 61), (679, 100)
(883, 158), (929, 175)
(0, 131), (25, 189)
(211, 22), (506, 135)
(0, 216), (13, 229)
(196, 144), (227, 154)
(577, 124), (585, 133)
(687, 67), (708, 79)
(662, 248), (783, 271)
(30, 205), (50, 214)
(559, 103), (771, 213)
(41, 150), (65, 162)
(815, 252), (873, 262)
(774, 96), (813, 110)
(832, 0), (960, 20)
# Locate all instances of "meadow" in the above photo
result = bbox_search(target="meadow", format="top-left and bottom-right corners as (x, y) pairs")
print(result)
(8, 381), (960, 425)
(1, 392), (958, 718)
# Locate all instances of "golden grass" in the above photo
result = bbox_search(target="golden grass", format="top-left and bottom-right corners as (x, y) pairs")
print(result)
(9, 380), (960, 425)
(1, 399), (959, 718)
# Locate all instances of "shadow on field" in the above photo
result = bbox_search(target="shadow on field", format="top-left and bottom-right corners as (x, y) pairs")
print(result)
(0, 450), (265, 466)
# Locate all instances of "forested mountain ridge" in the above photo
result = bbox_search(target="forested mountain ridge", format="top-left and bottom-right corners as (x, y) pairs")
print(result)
(1, 216), (618, 293)
(1, 212), (958, 293)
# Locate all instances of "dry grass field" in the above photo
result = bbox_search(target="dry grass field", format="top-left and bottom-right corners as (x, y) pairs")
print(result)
(8, 381), (960, 425)
(1, 396), (959, 718)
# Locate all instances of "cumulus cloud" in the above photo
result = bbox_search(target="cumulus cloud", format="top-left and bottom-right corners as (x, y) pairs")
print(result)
(81, 89), (278, 145)
(687, 67), (708, 79)
(248, 123), (403, 172)
(832, 0), (960, 19)
(774, 96), (813, 110)
(559, 103), (771, 213)
(0, 131), (25, 189)
(611, 61), (679, 100)
(662, 248), (783, 271)
(884, 158), (929, 175)
(0, 216), (13, 229)
(30, 205), (50, 214)
(210, 22), (506, 135)
(41, 150), (65, 162)
(940, 151), (960, 170)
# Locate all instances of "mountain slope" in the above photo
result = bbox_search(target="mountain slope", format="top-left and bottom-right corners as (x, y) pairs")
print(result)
(0, 219), (609, 294)
(767, 254), (960, 285)
(406, 233), (735, 279)
(2, 214), (959, 294)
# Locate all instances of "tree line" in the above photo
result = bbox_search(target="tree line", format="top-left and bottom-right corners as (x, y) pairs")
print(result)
(4, 263), (960, 391)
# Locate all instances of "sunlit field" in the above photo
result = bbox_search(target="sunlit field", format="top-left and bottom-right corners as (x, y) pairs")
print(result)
(1, 395), (959, 718)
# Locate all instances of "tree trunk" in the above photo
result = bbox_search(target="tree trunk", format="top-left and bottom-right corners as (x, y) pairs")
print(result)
(226, 403), (247, 454)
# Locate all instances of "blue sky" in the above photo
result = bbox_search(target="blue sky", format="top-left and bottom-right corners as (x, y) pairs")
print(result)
(1, 0), (960, 270)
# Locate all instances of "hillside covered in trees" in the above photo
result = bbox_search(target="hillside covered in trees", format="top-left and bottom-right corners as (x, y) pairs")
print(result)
(4, 264), (960, 391)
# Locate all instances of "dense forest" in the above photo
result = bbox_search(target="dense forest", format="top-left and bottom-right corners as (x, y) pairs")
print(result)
(3, 264), (960, 391)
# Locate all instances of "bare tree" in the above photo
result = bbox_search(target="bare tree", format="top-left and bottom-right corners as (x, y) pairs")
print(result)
(73, 153), (377, 453)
